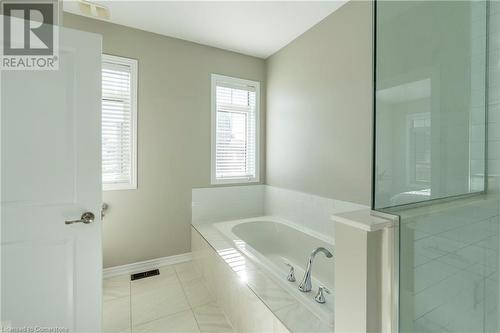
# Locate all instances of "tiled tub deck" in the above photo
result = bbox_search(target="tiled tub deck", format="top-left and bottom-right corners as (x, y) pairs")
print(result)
(191, 224), (334, 333)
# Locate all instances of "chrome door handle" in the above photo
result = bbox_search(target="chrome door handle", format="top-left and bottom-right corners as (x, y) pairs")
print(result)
(65, 212), (95, 225)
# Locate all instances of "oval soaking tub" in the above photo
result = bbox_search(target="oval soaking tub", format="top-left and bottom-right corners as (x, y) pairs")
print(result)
(214, 216), (334, 327)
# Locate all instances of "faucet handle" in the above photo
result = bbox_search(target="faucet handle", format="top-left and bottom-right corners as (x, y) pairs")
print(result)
(284, 263), (296, 282)
(315, 286), (331, 304)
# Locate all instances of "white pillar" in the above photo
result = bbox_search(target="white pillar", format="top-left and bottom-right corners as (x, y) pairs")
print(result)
(333, 210), (398, 333)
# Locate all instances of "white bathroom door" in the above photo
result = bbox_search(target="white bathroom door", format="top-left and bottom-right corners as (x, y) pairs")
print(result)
(1, 27), (103, 332)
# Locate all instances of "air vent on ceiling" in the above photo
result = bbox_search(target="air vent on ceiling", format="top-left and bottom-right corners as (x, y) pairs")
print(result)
(78, 0), (110, 20)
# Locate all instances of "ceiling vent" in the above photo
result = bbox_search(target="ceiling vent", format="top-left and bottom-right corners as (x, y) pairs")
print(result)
(78, 0), (110, 20)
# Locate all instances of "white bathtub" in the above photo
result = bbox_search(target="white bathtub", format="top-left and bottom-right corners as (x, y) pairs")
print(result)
(214, 216), (334, 326)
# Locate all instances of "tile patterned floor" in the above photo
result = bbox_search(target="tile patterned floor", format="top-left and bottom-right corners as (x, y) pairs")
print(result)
(103, 261), (234, 333)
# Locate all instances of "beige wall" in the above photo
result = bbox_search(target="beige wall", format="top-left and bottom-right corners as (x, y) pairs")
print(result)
(64, 13), (266, 268)
(265, 1), (373, 205)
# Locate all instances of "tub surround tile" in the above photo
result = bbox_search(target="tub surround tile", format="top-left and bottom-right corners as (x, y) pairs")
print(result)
(192, 302), (234, 333)
(213, 262), (248, 328)
(192, 225), (332, 333)
(273, 318), (291, 333)
(102, 296), (131, 333)
(216, 249), (258, 278)
(194, 225), (233, 250)
(264, 185), (367, 237)
(192, 185), (367, 239)
(274, 303), (332, 333)
(244, 269), (297, 311)
(235, 288), (276, 332)
(192, 227), (292, 332)
(192, 185), (265, 225)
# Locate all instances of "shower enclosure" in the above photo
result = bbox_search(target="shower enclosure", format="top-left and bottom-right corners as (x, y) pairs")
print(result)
(374, 1), (500, 332)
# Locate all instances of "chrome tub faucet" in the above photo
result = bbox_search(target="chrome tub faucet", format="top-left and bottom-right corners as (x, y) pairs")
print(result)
(284, 263), (296, 282)
(298, 247), (333, 292)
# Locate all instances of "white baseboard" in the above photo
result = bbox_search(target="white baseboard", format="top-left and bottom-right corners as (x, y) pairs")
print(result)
(103, 252), (192, 279)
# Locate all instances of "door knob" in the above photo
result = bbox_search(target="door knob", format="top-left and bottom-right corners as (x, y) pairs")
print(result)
(65, 212), (95, 225)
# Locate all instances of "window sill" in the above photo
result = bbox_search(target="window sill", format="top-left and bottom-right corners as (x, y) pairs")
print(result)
(210, 178), (260, 186)
(103, 183), (137, 191)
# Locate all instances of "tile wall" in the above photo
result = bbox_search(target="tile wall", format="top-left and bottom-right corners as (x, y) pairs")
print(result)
(191, 185), (265, 224)
(396, 196), (500, 332)
(192, 185), (367, 238)
(488, 1), (500, 193)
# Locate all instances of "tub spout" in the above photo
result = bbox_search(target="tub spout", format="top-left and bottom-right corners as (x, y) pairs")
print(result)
(298, 247), (333, 292)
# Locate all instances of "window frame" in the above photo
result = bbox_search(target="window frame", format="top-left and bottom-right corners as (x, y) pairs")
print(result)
(102, 54), (138, 191)
(211, 74), (260, 185)
(406, 112), (431, 189)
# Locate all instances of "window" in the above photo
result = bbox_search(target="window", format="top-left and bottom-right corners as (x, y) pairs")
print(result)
(407, 113), (431, 187)
(102, 54), (138, 191)
(211, 74), (260, 184)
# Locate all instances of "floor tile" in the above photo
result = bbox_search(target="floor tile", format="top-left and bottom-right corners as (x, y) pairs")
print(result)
(192, 302), (233, 333)
(131, 269), (190, 326)
(131, 282), (190, 325)
(104, 262), (237, 333)
(181, 277), (215, 308)
(131, 266), (178, 295)
(103, 275), (130, 302)
(103, 296), (131, 333)
(132, 309), (200, 333)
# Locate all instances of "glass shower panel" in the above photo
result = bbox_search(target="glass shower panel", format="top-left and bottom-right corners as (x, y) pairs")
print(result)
(374, 1), (498, 332)
(374, 1), (487, 209)
(387, 197), (500, 332)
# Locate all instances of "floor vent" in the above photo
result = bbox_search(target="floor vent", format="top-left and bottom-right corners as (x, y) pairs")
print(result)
(130, 269), (160, 281)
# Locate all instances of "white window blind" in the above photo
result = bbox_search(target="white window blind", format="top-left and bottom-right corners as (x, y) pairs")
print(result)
(102, 54), (137, 191)
(211, 74), (260, 184)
